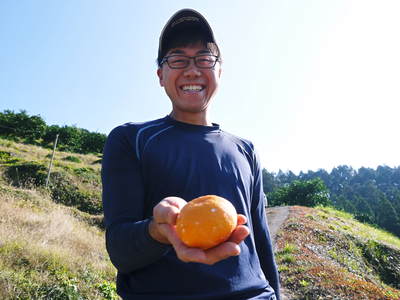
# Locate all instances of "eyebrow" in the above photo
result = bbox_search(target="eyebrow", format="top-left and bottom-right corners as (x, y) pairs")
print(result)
(168, 49), (212, 55)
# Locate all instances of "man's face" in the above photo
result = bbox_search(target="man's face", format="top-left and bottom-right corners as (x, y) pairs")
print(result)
(157, 43), (221, 118)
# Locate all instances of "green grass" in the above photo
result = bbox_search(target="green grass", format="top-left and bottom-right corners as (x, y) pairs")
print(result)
(276, 205), (400, 299)
(0, 138), (117, 299)
(0, 184), (116, 299)
(319, 206), (400, 249)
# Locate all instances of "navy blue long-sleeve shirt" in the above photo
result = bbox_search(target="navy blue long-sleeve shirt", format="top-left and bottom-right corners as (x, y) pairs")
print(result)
(102, 115), (280, 300)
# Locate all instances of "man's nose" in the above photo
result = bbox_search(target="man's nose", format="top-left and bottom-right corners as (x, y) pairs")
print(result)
(183, 60), (201, 78)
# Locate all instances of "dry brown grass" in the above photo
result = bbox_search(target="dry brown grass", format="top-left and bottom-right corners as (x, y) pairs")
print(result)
(276, 206), (400, 300)
(0, 185), (116, 299)
(0, 138), (101, 170)
(0, 185), (113, 275)
(0, 139), (116, 298)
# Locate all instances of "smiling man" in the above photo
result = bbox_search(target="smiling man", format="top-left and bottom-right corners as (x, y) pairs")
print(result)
(157, 46), (220, 125)
(102, 9), (280, 300)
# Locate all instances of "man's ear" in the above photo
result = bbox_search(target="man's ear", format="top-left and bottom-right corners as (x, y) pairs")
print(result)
(157, 68), (164, 87)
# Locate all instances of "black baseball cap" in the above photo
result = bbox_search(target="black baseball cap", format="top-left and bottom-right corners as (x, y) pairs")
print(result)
(157, 9), (219, 66)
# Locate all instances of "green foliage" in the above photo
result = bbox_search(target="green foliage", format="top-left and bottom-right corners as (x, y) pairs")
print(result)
(0, 109), (46, 143)
(4, 162), (48, 187)
(0, 150), (11, 161)
(268, 178), (331, 207)
(2, 162), (101, 215)
(0, 109), (106, 154)
(281, 243), (298, 254)
(276, 243), (298, 265)
(73, 167), (100, 184)
(360, 240), (400, 288)
(63, 155), (82, 163)
(277, 206), (400, 299)
(80, 130), (107, 154)
(0, 139), (111, 299)
(96, 281), (118, 300)
(0, 150), (19, 164)
(49, 172), (102, 214)
(265, 165), (400, 238)
(42, 124), (106, 154)
(0, 241), (116, 300)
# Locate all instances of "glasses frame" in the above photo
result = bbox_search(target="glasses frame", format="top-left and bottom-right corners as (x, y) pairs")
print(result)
(160, 54), (220, 69)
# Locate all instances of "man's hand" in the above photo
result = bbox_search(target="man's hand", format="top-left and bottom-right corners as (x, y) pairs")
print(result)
(149, 196), (250, 265)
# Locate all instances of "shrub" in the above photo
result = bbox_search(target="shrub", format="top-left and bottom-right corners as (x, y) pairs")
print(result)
(2, 165), (102, 215)
(73, 167), (100, 184)
(4, 162), (47, 187)
(0, 110), (46, 143)
(0, 151), (19, 164)
(49, 172), (102, 214)
(0, 151), (11, 162)
(268, 178), (331, 207)
(360, 240), (400, 288)
(63, 156), (81, 163)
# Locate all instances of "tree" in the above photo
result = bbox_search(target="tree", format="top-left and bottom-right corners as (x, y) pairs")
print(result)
(376, 196), (400, 236)
(80, 130), (107, 154)
(0, 110), (46, 142)
(264, 165), (400, 237)
(268, 178), (331, 207)
(263, 170), (277, 194)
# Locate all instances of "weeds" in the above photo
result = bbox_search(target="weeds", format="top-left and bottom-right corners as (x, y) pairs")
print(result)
(63, 155), (82, 163)
(276, 206), (400, 299)
(0, 183), (116, 300)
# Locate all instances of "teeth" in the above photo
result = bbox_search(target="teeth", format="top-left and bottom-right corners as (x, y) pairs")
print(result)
(182, 85), (203, 91)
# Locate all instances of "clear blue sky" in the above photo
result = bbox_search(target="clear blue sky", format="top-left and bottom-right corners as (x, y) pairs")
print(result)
(1, 0), (399, 174)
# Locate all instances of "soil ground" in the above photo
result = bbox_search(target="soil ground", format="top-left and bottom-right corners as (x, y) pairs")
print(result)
(266, 206), (290, 249)
(266, 206), (292, 300)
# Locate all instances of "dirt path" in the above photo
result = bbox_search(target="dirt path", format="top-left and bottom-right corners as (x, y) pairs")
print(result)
(266, 206), (292, 300)
(266, 206), (290, 249)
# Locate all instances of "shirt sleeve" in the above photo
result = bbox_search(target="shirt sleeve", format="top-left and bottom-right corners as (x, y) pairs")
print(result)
(250, 148), (281, 300)
(101, 125), (170, 274)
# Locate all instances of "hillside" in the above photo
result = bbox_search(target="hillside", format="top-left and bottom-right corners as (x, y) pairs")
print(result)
(0, 138), (117, 299)
(275, 206), (400, 299)
(1, 138), (400, 299)
(264, 166), (400, 238)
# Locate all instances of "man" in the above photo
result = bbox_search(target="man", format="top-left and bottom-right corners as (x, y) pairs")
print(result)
(102, 9), (280, 300)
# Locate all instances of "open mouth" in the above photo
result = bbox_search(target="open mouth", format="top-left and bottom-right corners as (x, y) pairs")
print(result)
(180, 84), (205, 92)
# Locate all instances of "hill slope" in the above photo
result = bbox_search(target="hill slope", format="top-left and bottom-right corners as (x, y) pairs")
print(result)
(1, 138), (400, 299)
(0, 138), (117, 299)
(275, 206), (400, 300)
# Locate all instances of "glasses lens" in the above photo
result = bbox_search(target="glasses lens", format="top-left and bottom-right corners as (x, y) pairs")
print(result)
(195, 55), (217, 68)
(168, 56), (189, 68)
(165, 55), (218, 69)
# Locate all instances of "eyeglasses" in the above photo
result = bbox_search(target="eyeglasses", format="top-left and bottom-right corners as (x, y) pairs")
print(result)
(160, 54), (220, 69)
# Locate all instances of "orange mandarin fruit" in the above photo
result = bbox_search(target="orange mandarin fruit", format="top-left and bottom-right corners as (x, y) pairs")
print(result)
(176, 195), (237, 250)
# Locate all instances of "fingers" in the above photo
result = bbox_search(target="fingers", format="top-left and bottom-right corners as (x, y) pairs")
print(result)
(176, 241), (242, 265)
(153, 200), (250, 265)
(158, 223), (207, 263)
(153, 197), (187, 225)
(228, 225), (250, 244)
(201, 242), (241, 264)
(237, 214), (247, 226)
(159, 222), (242, 265)
(166, 226), (250, 265)
(149, 197), (187, 244)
